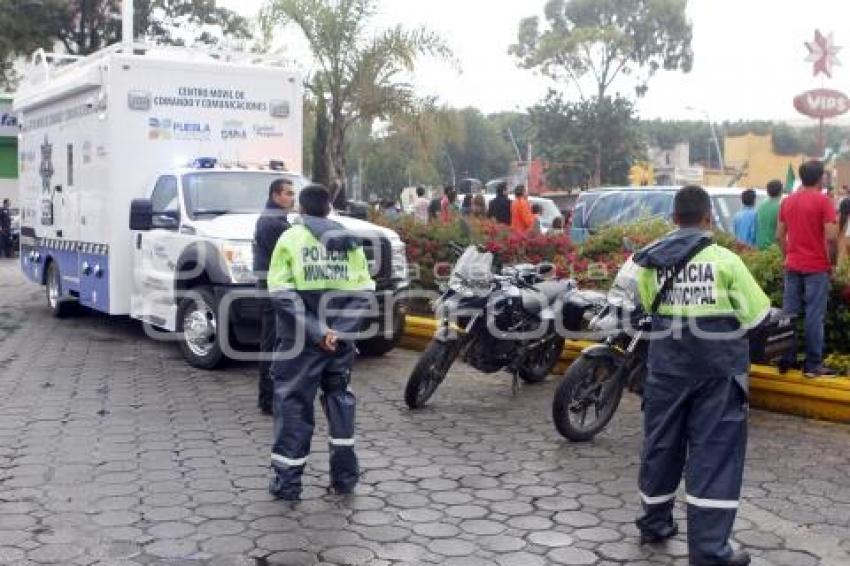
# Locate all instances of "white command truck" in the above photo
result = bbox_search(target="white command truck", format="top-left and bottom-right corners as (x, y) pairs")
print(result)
(15, 44), (409, 369)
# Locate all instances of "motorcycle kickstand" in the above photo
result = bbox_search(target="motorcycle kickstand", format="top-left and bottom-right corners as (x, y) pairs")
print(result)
(511, 369), (520, 397)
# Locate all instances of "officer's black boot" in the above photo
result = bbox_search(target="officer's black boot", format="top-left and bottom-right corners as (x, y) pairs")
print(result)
(258, 393), (273, 415)
(258, 402), (273, 416)
(268, 475), (301, 502)
(638, 520), (679, 545)
(689, 550), (751, 566)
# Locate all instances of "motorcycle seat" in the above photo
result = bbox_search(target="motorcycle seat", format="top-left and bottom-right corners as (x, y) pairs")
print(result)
(521, 280), (573, 314)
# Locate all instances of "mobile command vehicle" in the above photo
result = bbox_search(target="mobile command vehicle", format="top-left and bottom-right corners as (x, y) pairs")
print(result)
(15, 44), (409, 369)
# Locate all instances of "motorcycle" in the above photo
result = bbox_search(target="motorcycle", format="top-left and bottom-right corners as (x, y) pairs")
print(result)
(552, 260), (796, 442)
(552, 283), (649, 442)
(404, 243), (576, 409)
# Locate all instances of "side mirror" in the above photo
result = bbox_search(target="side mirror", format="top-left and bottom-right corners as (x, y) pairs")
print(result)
(152, 211), (180, 230)
(129, 199), (153, 231)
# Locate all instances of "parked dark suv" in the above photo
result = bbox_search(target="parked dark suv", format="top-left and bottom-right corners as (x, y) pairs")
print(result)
(570, 186), (766, 243)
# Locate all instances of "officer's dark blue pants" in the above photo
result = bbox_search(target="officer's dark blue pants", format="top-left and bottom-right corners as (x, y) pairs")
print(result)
(637, 371), (748, 562)
(257, 290), (276, 410)
(269, 336), (359, 499)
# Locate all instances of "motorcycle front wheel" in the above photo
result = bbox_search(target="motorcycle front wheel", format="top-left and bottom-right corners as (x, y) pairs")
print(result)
(518, 335), (566, 384)
(404, 339), (462, 409)
(552, 355), (625, 442)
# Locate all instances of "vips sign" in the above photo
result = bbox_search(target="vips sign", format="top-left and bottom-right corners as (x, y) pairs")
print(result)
(793, 89), (850, 119)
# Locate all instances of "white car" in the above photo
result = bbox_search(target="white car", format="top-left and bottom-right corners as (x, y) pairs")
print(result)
(482, 194), (564, 233)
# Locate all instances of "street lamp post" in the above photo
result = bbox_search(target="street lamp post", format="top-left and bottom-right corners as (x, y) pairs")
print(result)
(686, 106), (725, 171)
(444, 150), (456, 187)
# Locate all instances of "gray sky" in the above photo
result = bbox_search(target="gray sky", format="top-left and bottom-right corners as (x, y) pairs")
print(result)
(222, 0), (850, 123)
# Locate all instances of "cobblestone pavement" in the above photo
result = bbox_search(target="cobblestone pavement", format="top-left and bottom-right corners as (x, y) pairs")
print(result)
(1, 259), (850, 565)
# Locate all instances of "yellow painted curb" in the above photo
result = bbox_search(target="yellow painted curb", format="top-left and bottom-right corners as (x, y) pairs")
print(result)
(402, 315), (850, 424)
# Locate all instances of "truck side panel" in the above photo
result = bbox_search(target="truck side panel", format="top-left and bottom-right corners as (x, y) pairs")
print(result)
(18, 86), (111, 312)
(107, 56), (302, 318)
(17, 51), (303, 321)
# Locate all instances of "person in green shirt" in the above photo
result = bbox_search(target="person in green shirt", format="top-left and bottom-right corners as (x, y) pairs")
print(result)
(755, 179), (783, 249)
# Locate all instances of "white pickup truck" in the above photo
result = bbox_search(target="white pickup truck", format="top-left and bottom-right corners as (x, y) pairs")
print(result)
(15, 43), (409, 368)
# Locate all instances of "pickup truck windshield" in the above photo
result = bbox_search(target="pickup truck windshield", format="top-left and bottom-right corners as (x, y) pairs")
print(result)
(182, 172), (307, 218)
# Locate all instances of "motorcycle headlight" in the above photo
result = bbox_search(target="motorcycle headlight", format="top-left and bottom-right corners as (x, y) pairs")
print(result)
(391, 241), (409, 282)
(220, 241), (256, 284)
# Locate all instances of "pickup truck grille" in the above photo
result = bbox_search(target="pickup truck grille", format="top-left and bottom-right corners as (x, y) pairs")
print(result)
(361, 237), (392, 290)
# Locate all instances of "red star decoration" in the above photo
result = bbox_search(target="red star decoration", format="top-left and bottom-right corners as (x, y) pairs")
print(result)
(805, 30), (841, 78)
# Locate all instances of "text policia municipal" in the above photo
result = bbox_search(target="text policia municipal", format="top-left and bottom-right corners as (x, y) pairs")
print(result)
(656, 262), (718, 307)
(303, 247), (350, 282)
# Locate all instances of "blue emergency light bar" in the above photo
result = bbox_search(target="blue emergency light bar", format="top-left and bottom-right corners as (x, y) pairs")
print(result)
(192, 157), (218, 169)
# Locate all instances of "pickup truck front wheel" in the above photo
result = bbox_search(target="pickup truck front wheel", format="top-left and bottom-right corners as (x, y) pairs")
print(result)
(178, 286), (225, 370)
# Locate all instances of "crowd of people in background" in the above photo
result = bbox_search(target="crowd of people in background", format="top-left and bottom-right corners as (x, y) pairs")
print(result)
(731, 161), (848, 377)
(400, 181), (562, 236)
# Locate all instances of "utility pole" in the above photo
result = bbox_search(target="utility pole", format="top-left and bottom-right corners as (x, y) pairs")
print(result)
(445, 150), (456, 187)
(506, 127), (523, 162)
(687, 106), (724, 171)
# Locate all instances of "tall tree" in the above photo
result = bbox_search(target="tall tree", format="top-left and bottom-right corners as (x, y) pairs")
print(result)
(530, 91), (644, 188)
(511, 0), (692, 184)
(260, 0), (452, 204)
(0, 0), (252, 89)
(311, 81), (330, 185)
(344, 103), (464, 199)
(444, 108), (514, 182)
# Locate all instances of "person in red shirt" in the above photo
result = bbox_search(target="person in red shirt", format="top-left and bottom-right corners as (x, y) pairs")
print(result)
(510, 185), (535, 233)
(439, 186), (458, 223)
(776, 160), (839, 377)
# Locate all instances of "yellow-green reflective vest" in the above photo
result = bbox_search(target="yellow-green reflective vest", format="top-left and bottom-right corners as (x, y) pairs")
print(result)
(267, 224), (375, 292)
(636, 244), (770, 329)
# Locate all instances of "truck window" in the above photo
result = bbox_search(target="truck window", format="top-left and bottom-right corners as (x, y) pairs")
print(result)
(620, 192), (672, 223)
(151, 176), (179, 228)
(572, 193), (602, 229)
(587, 191), (672, 232)
(182, 172), (307, 218)
(586, 193), (626, 232)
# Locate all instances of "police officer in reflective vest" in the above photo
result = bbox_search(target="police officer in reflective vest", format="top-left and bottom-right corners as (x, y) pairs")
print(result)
(266, 184), (374, 501)
(253, 178), (295, 415)
(633, 186), (770, 565)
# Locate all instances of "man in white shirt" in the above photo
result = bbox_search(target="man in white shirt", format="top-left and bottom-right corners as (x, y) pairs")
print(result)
(413, 186), (430, 223)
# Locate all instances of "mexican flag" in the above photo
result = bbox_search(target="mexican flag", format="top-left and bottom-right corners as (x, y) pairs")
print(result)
(785, 163), (796, 194)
